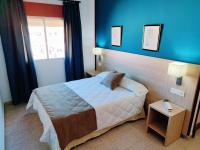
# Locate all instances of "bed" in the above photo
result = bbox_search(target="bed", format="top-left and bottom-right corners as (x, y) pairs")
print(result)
(26, 72), (148, 150)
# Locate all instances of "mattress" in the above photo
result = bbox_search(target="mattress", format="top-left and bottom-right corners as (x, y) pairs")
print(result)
(27, 75), (147, 150)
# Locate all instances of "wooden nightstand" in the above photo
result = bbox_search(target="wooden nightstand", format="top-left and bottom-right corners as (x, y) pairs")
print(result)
(85, 70), (101, 78)
(146, 100), (186, 146)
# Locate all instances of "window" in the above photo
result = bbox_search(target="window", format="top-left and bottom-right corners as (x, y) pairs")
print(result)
(28, 17), (65, 60)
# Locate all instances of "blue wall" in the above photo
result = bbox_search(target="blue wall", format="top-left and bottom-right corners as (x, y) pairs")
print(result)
(95, 0), (200, 64)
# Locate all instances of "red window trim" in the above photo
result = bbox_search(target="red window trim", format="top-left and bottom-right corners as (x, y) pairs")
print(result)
(24, 2), (63, 18)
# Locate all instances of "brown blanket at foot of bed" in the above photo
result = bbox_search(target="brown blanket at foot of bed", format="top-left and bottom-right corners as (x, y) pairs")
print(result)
(34, 83), (97, 150)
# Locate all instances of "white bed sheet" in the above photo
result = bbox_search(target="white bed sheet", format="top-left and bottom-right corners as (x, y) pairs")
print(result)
(27, 76), (146, 150)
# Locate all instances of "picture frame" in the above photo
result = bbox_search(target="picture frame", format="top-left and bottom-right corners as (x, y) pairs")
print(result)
(111, 26), (122, 47)
(142, 24), (163, 51)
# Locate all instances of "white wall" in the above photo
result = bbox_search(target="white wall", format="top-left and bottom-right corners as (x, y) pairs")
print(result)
(0, 36), (11, 103)
(34, 59), (66, 87)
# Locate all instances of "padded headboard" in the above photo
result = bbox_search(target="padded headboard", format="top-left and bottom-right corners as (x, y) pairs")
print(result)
(102, 49), (200, 136)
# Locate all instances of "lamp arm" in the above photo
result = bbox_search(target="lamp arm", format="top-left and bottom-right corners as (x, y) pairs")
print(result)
(176, 77), (182, 86)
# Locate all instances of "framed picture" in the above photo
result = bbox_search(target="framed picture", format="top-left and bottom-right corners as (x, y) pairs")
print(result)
(142, 24), (163, 51)
(111, 26), (122, 46)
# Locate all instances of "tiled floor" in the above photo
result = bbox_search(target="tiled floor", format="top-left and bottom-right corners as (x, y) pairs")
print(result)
(5, 103), (200, 150)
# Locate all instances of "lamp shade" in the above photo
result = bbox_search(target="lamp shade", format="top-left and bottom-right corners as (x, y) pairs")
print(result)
(92, 48), (103, 55)
(168, 62), (187, 78)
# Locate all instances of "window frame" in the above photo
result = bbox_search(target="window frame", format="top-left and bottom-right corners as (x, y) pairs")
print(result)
(27, 16), (65, 60)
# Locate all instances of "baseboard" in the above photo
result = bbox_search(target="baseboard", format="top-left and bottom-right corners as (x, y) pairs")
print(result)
(4, 100), (12, 105)
(3, 98), (12, 104)
(0, 99), (5, 150)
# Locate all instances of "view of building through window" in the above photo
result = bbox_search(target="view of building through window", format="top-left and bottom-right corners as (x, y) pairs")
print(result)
(28, 17), (65, 60)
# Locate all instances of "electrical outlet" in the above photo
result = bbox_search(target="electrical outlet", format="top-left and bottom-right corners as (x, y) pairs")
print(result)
(170, 88), (185, 97)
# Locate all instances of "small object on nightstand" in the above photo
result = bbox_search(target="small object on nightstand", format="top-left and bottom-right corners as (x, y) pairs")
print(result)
(85, 70), (101, 78)
(146, 100), (186, 146)
(163, 99), (173, 112)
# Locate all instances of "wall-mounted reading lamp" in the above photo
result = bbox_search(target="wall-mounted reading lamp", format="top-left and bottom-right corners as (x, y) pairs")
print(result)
(93, 47), (103, 71)
(168, 62), (187, 86)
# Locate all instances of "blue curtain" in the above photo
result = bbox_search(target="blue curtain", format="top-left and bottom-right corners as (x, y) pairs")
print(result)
(0, 0), (38, 105)
(63, 1), (85, 81)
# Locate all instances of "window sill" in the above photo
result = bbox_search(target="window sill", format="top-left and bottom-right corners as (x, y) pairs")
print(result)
(34, 58), (65, 62)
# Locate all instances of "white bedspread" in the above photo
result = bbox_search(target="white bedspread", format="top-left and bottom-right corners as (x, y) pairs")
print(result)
(27, 76), (146, 150)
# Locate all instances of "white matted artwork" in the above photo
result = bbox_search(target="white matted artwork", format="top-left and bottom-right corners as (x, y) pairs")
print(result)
(142, 24), (162, 51)
(111, 26), (122, 46)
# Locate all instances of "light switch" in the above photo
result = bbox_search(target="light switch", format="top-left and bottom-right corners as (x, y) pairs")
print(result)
(170, 88), (185, 97)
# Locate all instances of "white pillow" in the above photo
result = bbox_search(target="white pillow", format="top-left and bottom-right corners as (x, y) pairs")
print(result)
(96, 71), (113, 79)
(120, 77), (148, 96)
